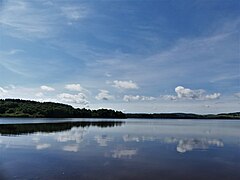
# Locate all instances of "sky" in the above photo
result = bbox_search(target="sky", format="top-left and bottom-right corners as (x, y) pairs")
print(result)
(0, 0), (239, 113)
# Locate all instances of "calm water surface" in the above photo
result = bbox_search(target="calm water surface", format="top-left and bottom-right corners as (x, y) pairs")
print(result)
(0, 118), (239, 180)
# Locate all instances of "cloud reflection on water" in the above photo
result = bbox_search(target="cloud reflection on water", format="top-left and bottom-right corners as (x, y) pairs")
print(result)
(0, 126), (87, 153)
(94, 135), (113, 147)
(177, 138), (224, 153)
(55, 127), (86, 143)
(36, 143), (51, 150)
(112, 148), (138, 159)
(123, 134), (161, 142)
(0, 122), (227, 156)
(122, 134), (224, 153)
(62, 144), (79, 152)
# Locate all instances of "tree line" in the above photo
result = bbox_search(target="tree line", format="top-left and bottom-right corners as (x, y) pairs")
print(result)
(0, 99), (126, 118)
(0, 99), (239, 119)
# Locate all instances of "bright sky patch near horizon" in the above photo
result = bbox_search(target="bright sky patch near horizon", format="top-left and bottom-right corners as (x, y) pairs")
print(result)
(0, 0), (239, 113)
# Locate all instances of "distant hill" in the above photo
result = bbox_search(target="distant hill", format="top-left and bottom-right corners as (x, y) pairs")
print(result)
(126, 112), (240, 119)
(0, 99), (239, 119)
(0, 99), (126, 118)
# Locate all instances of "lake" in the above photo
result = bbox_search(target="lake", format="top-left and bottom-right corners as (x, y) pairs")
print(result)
(0, 118), (239, 180)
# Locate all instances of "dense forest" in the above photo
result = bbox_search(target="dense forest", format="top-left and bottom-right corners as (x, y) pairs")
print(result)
(0, 99), (126, 118)
(0, 99), (239, 119)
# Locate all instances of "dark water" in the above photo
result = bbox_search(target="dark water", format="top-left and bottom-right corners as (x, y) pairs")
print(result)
(0, 118), (239, 180)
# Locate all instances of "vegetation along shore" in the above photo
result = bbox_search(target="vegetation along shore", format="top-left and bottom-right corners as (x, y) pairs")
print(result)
(0, 99), (239, 119)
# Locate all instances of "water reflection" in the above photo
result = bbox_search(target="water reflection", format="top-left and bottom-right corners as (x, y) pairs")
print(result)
(176, 138), (223, 153)
(62, 144), (79, 152)
(122, 134), (224, 153)
(0, 121), (124, 135)
(0, 121), (124, 153)
(36, 143), (51, 150)
(94, 135), (113, 147)
(123, 134), (160, 142)
(123, 134), (140, 142)
(0, 119), (239, 180)
(55, 127), (86, 143)
(111, 148), (138, 159)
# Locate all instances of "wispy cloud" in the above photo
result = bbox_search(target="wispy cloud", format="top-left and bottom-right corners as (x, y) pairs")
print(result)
(0, 49), (24, 55)
(0, 1), (239, 113)
(0, 50), (29, 76)
(87, 18), (239, 92)
(61, 5), (89, 21)
(0, 0), (54, 38)
(0, 0), (90, 39)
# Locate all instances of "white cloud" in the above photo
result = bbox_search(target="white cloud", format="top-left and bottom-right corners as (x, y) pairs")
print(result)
(163, 86), (220, 101)
(205, 93), (221, 100)
(123, 95), (155, 102)
(123, 95), (140, 101)
(58, 93), (88, 105)
(141, 96), (156, 101)
(113, 80), (139, 90)
(162, 95), (178, 100)
(36, 143), (51, 150)
(65, 84), (84, 92)
(0, 85), (43, 100)
(95, 90), (114, 100)
(175, 86), (205, 99)
(40, 85), (55, 91)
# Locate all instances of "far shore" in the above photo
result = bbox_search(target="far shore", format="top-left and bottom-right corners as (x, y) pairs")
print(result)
(0, 99), (239, 120)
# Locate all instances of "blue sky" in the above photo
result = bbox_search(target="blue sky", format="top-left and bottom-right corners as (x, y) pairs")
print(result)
(0, 0), (239, 113)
